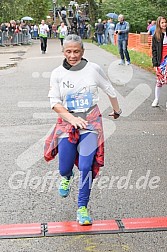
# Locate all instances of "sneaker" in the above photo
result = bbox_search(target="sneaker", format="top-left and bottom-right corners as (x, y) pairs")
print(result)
(58, 172), (74, 197)
(119, 60), (125, 65)
(127, 61), (131, 65)
(152, 99), (159, 107)
(77, 206), (92, 225)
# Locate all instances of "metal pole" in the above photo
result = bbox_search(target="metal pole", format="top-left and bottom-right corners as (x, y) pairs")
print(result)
(53, 0), (56, 22)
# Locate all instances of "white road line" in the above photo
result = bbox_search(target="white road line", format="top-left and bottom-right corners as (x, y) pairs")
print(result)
(18, 101), (50, 108)
(27, 55), (64, 60)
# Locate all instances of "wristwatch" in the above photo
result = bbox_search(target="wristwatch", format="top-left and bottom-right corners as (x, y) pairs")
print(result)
(114, 109), (122, 115)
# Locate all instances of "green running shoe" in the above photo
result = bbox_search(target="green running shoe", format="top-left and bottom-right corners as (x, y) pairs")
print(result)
(77, 206), (92, 225)
(58, 172), (74, 197)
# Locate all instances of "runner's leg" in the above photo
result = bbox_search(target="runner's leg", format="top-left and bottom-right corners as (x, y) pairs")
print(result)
(77, 132), (98, 207)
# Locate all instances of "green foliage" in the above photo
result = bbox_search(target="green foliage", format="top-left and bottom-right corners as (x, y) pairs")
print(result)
(24, 0), (50, 23)
(0, 0), (50, 23)
(97, 0), (167, 32)
(0, 0), (167, 32)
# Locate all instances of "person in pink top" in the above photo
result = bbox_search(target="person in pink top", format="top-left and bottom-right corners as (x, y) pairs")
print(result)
(147, 20), (152, 31)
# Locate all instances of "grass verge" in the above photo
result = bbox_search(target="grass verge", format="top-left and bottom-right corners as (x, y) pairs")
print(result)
(84, 40), (154, 74)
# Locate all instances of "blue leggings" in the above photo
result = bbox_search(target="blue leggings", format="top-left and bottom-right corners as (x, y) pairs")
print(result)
(58, 132), (98, 208)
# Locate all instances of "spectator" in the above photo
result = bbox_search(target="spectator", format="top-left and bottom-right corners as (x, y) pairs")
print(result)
(68, 4), (73, 17)
(61, 7), (67, 21)
(148, 20), (156, 35)
(108, 19), (115, 45)
(8, 20), (16, 43)
(48, 22), (52, 38)
(52, 23), (57, 38)
(95, 19), (104, 46)
(71, 16), (78, 34)
(147, 20), (152, 31)
(30, 25), (34, 38)
(1, 23), (8, 32)
(115, 14), (131, 65)
(103, 20), (108, 44)
(151, 16), (167, 107)
(61, 7), (67, 26)
(86, 23), (91, 38)
(33, 24), (38, 39)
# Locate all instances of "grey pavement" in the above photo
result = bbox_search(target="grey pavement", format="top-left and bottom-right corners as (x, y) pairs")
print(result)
(0, 38), (167, 252)
(0, 45), (29, 70)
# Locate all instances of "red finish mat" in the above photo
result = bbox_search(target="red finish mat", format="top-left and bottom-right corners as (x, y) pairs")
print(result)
(0, 223), (43, 239)
(122, 217), (167, 232)
(46, 220), (119, 236)
(0, 217), (167, 239)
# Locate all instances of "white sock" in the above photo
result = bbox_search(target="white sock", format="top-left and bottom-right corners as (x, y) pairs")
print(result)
(155, 86), (161, 100)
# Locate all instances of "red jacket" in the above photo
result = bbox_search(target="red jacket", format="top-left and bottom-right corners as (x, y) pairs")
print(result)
(44, 105), (104, 179)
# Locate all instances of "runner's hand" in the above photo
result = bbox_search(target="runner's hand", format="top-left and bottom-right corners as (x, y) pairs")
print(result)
(70, 116), (88, 129)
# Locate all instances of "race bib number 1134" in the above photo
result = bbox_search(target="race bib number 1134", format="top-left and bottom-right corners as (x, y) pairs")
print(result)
(66, 92), (92, 111)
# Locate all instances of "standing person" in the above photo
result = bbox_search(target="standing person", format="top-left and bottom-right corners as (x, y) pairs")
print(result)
(72, 16), (78, 34)
(148, 20), (156, 36)
(33, 24), (38, 39)
(68, 4), (73, 17)
(48, 22), (52, 38)
(61, 7), (67, 25)
(115, 14), (131, 65)
(8, 20), (16, 44)
(86, 23), (91, 39)
(52, 23), (57, 38)
(44, 34), (121, 225)
(152, 16), (167, 107)
(147, 20), (152, 31)
(103, 20), (108, 44)
(108, 19), (115, 45)
(95, 19), (105, 46)
(61, 7), (67, 19)
(39, 20), (49, 54)
(57, 22), (68, 51)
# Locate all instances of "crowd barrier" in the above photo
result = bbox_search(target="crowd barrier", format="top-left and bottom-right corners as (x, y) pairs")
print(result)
(0, 29), (153, 57)
(115, 33), (152, 57)
(0, 30), (31, 46)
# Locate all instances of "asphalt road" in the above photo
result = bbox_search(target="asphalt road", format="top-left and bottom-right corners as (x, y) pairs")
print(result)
(0, 39), (167, 252)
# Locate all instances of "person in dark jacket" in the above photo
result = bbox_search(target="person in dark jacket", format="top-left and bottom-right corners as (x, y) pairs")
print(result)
(95, 19), (104, 46)
(152, 16), (167, 107)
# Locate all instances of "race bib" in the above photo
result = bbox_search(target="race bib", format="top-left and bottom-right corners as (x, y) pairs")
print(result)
(66, 92), (92, 112)
(60, 31), (65, 36)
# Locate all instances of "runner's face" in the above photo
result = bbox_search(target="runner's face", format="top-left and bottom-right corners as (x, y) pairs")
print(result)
(160, 19), (167, 31)
(63, 42), (84, 66)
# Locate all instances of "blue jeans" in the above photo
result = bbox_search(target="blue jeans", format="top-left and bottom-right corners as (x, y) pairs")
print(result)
(97, 34), (103, 45)
(118, 40), (130, 62)
(58, 132), (98, 208)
